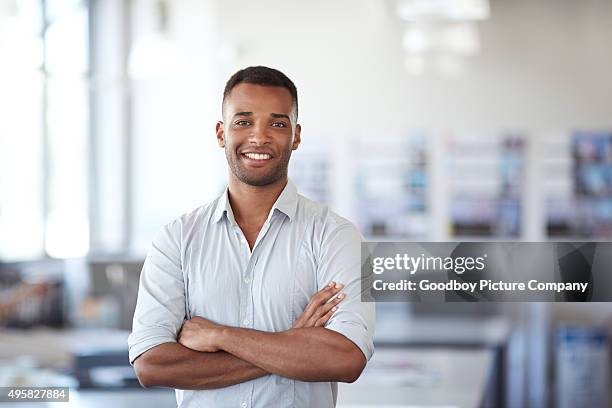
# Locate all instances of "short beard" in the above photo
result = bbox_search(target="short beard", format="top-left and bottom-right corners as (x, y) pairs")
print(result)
(226, 147), (292, 187)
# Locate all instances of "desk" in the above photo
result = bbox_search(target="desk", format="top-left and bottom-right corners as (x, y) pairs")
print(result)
(0, 328), (129, 370)
(375, 315), (510, 348)
(338, 348), (494, 408)
(0, 329), (495, 407)
(0, 349), (493, 408)
(374, 315), (511, 407)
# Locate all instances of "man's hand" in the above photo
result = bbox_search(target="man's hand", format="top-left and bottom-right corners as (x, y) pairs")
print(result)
(178, 282), (345, 353)
(292, 282), (345, 329)
(178, 316), (222, 352)
(175, 281), (362, 383)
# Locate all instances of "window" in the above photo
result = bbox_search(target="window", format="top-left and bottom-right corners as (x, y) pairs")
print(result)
(0, 0), (89, 260)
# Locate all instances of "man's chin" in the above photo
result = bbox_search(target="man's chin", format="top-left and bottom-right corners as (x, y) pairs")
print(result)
(238, 176), (282, 187)
(234, 170), (284, 187)
(227, 156), (288, 187)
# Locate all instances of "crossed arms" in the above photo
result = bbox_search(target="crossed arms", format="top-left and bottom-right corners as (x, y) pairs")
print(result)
(133, 283), (367, 390)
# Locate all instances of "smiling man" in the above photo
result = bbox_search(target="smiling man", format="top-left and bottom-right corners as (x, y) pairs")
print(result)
(128, 66), (375, 408)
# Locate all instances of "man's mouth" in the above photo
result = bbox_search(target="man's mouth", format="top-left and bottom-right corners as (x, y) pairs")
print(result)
(242, 152), (272, 161)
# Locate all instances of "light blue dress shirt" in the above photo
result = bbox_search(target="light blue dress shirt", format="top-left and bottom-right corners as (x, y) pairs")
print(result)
(128, 179), (375, 408)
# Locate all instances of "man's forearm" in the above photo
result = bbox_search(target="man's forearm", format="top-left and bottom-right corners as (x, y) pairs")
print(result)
(216, 327), (365, 383)
(134, 342), (267, 390)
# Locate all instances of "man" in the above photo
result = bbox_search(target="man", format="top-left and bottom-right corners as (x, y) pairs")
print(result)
(128, 66), (375, 407)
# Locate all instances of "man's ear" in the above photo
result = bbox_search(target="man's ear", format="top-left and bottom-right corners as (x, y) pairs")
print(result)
(292, 124), (301, 150)
(216, 121), (225, 148)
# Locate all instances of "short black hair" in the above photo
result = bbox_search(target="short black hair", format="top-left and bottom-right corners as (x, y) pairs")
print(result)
(222, 66), (298, 119)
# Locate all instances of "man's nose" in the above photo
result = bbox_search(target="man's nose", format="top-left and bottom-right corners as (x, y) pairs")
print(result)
(249, 123), (271, 145)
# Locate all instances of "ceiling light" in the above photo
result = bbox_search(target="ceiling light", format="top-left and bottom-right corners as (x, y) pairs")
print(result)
(397, 0), (490, 22)
(402, 25), (432, 53)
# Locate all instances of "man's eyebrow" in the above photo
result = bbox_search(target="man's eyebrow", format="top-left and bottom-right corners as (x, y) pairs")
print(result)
(232, 111), (253, 118)
(271, 113), (290, 121)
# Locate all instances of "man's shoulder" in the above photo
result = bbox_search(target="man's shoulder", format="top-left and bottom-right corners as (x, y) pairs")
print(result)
(296, 194), (361, 237)
(160, 197), (221, 236)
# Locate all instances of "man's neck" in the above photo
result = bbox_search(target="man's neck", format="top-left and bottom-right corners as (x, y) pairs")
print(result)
(227, 175), (288, 228)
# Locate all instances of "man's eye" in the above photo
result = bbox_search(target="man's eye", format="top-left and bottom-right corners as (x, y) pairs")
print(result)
(271, 122), (287, 128)
(235, 120), (250, 126)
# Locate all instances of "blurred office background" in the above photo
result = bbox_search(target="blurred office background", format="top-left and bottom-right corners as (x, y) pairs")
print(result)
(1, 0), (612, 407)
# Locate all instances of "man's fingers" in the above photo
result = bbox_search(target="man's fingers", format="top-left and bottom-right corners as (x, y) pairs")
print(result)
(315, 306), (338, 327)
(305, 282), (344, 314)
(307, 293), (345, 327)
(292, 282), (345, 329)
(313, 293), (345, 319)
(318, 282), (344, 302)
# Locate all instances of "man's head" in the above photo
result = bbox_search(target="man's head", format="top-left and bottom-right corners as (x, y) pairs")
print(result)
(217, 66), (301, 187)
(222, 66), (298, 121)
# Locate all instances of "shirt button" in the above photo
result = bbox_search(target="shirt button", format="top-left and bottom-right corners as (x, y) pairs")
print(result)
(243, 277), (250, 284)
(243, 319), (250, 325)
(241, 403), (247, 408)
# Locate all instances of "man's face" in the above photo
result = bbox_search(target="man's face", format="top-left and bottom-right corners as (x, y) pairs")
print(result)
(216, 83), (301, 187)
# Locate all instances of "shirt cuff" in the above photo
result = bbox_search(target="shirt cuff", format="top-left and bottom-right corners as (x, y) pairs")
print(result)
(325, 320), (374, 362)
(128, 328), (177, 365)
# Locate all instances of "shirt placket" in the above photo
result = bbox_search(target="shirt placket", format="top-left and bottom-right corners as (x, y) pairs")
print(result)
(231, 224), (253, 408)
(234, 216), (275, 408)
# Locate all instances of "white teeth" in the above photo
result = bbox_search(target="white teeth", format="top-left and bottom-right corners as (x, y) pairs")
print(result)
(244, 153), (271, 160)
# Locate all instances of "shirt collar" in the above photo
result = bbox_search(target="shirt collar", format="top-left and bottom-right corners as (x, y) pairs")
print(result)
(212, 185), (234, 224)
(213, 179), (298, 224)
(272, 179), (298, 221)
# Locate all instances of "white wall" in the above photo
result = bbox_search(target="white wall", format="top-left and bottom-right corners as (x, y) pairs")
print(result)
(213, 0), (612, 130)
(130, 0), (225, 251)
(129, 0), (612, 252)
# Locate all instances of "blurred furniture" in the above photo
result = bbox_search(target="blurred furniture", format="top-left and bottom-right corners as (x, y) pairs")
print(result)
(338, 347), (495, 408)
(0, 260), (65, 328)
(0, 327), (498, 407)
(0, 389), (176, 408)
(375, 310), (510, 408)
(0, 328), (131, 385)
(87, 258), (144, 330)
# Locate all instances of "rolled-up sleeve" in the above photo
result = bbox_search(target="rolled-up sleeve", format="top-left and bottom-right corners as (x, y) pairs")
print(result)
(317, 220), (375, 362)
(128, 220), (186, 364)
